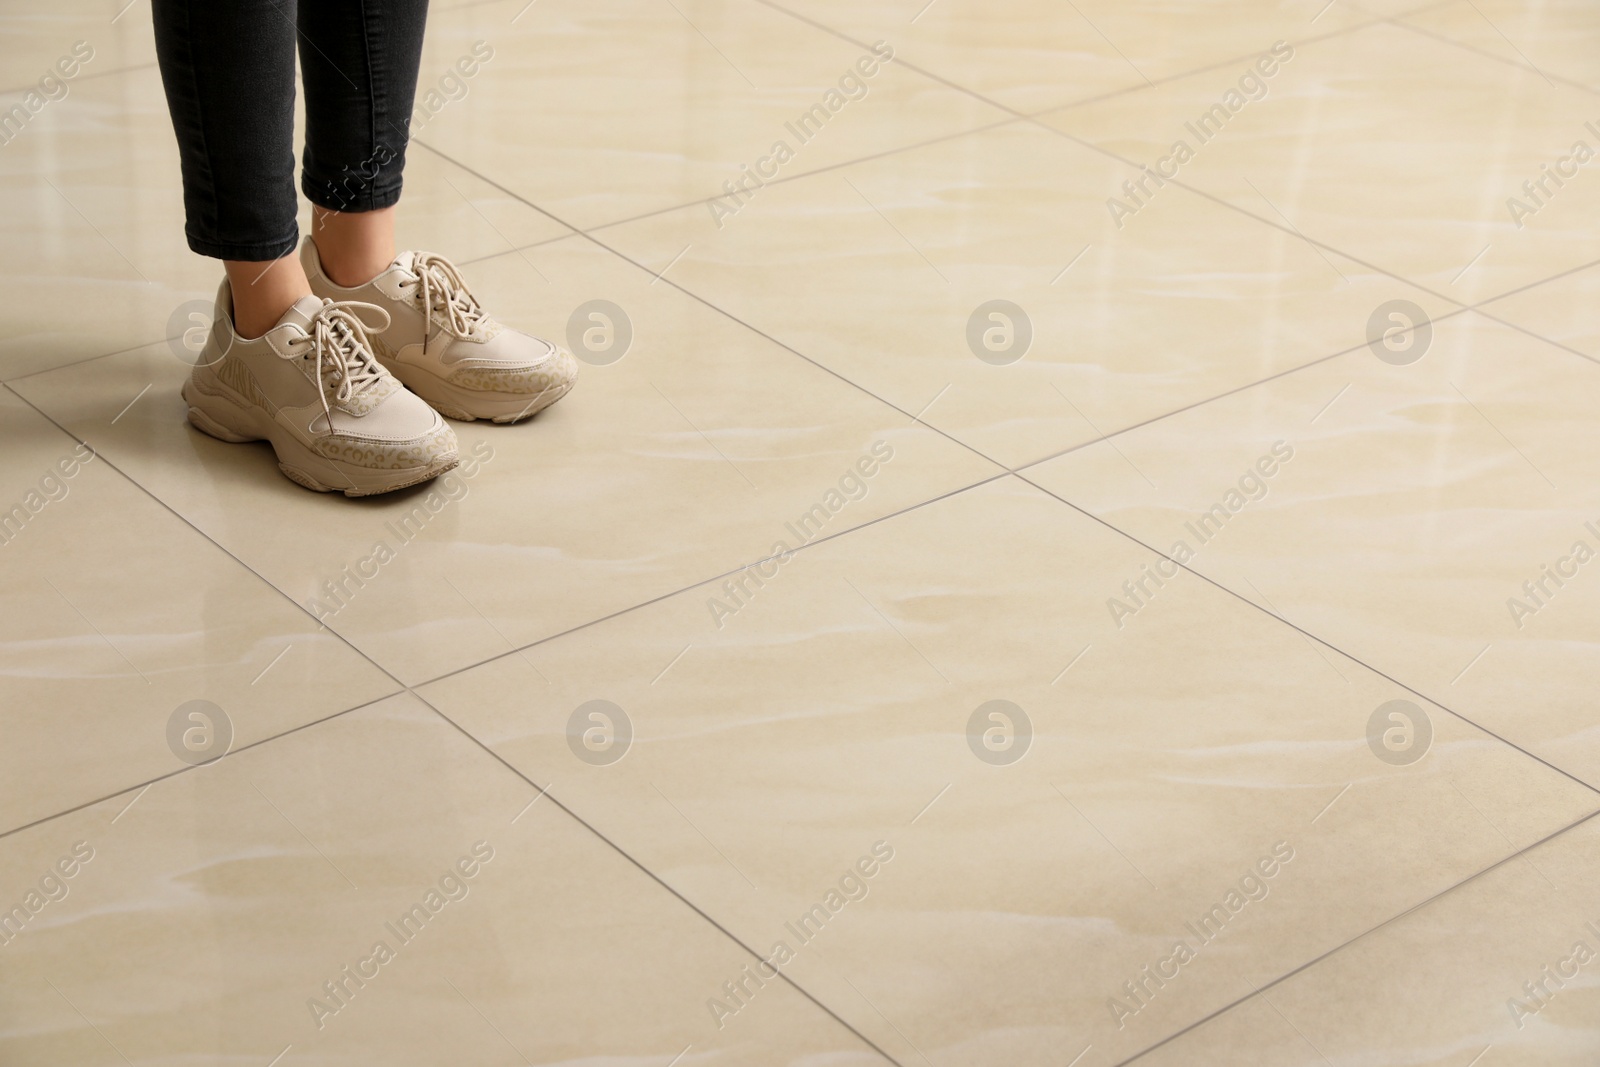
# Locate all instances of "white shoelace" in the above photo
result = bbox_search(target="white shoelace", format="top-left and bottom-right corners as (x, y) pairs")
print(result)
(409, 251), (489, 340)
(285, 300), (392, 424)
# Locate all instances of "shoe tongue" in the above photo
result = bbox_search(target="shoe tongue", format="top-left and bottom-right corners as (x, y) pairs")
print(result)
(392, 251), (416, 275)
(277, 295), (330, 334)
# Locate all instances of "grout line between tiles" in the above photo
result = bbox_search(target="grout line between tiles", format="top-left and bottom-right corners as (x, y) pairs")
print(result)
(3, 334), (188, 386)
(360, 141), (1600, 806)
(1009, 467), (1600, 800)
(23, 288), (1590, 1061)
(1376, 5), (1600, 97)
(14, 24), (1596, 819)
(413, 468), (1015, 689)
(12, 0), (1587, 386)
(408, 139), (1018, 463)
(750, 0), (1600, 370)
(0, 388), (904, 1062)
(6, 9), (1597, 1059)
(1108, 803), (1600, 1065)
(409, 687), (907, 1066)
(449, 115), (1025, 266)
(445, 0), (1428, 263)
(0, 687), (405, 843)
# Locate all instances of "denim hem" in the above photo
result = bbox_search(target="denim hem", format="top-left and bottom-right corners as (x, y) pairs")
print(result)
(185, 227), (300, 262)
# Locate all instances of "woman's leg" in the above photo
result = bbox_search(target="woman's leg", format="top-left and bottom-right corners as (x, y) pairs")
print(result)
(289, 2), (576, 425)
(311, 204), (398, 288)
(152, 0), (309, 337)
(155, 0), (457, 496)
(297, 0), (430, 288)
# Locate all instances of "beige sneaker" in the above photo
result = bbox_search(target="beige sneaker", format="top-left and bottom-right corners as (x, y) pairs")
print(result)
(182, 280), (459, 496)
(301, 238), (578, 424)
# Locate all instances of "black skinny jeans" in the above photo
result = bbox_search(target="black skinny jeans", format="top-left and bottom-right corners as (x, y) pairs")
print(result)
(152, 0), (429, 261)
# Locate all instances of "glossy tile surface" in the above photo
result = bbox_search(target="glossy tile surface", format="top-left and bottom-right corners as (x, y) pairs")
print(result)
(771, 0), (1387, 114)
(12, 235), (1000, 685)
(1397, 0), (1600, 92)
(1041, 15), (1600, 302)
(598, 119), (1449, 470)
(6, 0), (1600, 1063)
(418, 476), (1598, 1065)
(1028, 311), (1600, 789)
(0, 388), (396, 834)
(414, 0), (1009, 230)
(0, 695), (886, 1064)
(1130, 812), (1600, 1066)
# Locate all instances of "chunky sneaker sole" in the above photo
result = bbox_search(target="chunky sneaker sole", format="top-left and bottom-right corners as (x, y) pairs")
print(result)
(183, 378), (459, 497)
(181, 286), (460, 498)
(377, 355), (577, 425)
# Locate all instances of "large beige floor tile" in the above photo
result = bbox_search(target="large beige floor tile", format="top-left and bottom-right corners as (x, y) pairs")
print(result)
(599, 119), (1447, 471)
(1040, 18), (1600, 303)
(1128, 813), (1600, 1066)
(766, 0), (1385, 115)
(1396, 0), (1600, 92)
(1029, 310), (1600, 787)
(0, 6), (156, 91)
(0, 387), (395, 834)
(0, 693), (888, 1065)
(0, 65), (570, 382)
(418, 476), (1598, 1067)
(414, 0), (1009, 230)
(10, 234), (1001, 686)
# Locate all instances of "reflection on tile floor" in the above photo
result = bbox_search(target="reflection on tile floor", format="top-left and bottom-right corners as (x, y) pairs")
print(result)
(3, 0), (1599, 1064)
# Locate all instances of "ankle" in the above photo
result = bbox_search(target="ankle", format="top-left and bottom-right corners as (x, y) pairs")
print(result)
(311, 206), (397, 288)
(224, 256), (312, 339)
(320, 253), (390, 289)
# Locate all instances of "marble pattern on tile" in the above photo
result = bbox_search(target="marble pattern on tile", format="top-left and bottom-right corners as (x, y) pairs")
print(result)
(1129, 812), (1600, 1066)
(420, 475), (1599, 1067)
(0, 694), (888, 1065)
(598, 118), (1451, 471)
(0, 6), (156, 94)
(4, 2), (1599, 1064)
(1396, 0), (1600, 92)
(1040, 17), (1600, 303)
(0, 387), (396, 836)
(1028, 310), (1600, 787)
(10, 234), (1002, 686)
(769, 0), (1388, 115)
(1479, 258), (1600, 361)
(412, 0), (1011, 230)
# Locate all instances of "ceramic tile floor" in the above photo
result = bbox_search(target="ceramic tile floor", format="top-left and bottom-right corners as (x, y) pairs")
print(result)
(3, 0), (1599, 1064)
